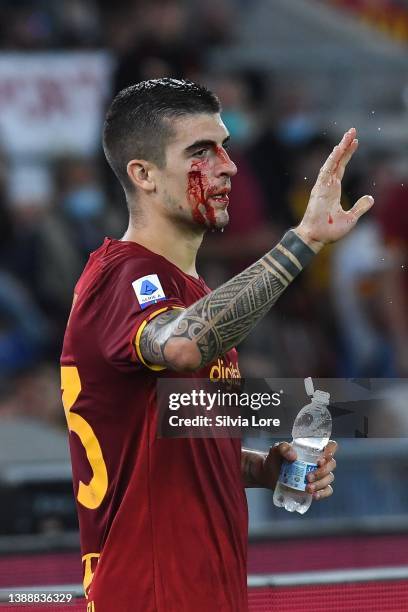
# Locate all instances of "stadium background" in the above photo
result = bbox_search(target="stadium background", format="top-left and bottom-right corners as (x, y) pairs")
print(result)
(0, 0), (407, 610)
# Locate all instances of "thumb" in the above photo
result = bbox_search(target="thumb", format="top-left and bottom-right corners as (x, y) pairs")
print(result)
(271, 441), (296, 462)
(349, 195), (374, 221)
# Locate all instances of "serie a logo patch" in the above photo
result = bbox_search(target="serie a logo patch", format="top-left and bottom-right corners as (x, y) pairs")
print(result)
(132, 274), (167, 309)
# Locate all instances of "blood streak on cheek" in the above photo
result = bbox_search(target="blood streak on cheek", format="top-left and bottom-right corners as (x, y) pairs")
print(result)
(187, 161), (216, 225)
(328, 213), (333, 224)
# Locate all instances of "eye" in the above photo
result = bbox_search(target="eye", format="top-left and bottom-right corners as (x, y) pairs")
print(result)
(193, 148), (208, 158)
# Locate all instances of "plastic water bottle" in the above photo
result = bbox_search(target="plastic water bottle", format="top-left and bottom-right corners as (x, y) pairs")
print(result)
(273, 378), (331, 514)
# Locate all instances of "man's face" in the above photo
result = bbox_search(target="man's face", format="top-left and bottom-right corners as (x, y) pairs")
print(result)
(157, 113), (237, 231)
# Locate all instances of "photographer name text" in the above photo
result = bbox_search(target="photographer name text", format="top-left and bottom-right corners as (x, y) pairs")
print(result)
(168, 415), (280, 428)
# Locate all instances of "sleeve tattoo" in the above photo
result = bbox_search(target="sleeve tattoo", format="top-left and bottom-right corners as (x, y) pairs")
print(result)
(139, 230), (315, 369)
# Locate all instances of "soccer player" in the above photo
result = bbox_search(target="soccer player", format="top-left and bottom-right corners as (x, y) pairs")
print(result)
(61, 79), (374, 612)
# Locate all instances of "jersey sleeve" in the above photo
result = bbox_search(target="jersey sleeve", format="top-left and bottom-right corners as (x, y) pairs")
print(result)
(98, 257), (186, 372)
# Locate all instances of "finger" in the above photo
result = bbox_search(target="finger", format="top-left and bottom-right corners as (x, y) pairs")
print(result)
(348, 195), (375, 221)
(332, 131), (357, 177)
(313, 484), (334, 501)
(307, 458), (336, 482)
(316, 448), (335, 468)
(319, 128), (356, 177)
(317, 441), (337, 465)
(336, 138), (359, 180)
(325, 440), (338, 457)
(307, 472), (334, 493)
(317, 456), (335, 469)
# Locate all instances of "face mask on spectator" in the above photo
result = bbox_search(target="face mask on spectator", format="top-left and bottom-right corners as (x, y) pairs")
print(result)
(63, 186), (104, 220)
(278, 114), (316, 145)
(222, 110), (254, 146)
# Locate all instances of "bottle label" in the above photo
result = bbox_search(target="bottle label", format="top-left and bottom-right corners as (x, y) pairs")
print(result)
(278, 459), (317, 492)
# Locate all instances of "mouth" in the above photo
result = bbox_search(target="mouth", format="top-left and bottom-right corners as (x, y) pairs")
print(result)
(207, 190), (230, 206)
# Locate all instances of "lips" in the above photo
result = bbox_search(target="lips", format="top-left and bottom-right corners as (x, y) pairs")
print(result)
(208, 188), (230, 205)
(210, 194), (229, 204)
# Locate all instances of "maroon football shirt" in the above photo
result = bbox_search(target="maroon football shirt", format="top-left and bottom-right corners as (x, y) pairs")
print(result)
(61, 238), (248, 612)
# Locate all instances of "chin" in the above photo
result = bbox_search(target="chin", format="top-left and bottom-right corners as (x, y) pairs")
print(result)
(209, 209), (230, 231)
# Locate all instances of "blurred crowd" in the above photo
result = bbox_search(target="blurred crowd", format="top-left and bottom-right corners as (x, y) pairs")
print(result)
(0, 0), (407, 431)
(328, 0), (408, 43)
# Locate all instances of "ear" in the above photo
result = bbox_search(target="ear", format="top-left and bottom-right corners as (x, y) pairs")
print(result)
(127, 159), (156, 193)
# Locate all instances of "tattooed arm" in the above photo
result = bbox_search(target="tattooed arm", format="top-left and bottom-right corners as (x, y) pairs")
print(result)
(139, 128), (374, 371)
(139, 230), (314, 370)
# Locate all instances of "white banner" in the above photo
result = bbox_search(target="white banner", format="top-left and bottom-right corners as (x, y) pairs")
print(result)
(0, 52), (114, 157)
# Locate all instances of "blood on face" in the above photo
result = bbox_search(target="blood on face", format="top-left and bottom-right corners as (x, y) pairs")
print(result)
(187, 159), (216, 226)
(186, 146), (231, 226)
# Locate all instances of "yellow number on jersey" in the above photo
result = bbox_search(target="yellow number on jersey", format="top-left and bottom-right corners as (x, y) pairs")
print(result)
(61, 366), (108, 509)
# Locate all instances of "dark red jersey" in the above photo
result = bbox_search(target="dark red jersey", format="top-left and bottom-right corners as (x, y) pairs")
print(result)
(60, 238), (248, 612)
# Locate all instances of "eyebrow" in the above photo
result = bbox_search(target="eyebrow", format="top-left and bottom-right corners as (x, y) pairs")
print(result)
(184, 136), (230, 155)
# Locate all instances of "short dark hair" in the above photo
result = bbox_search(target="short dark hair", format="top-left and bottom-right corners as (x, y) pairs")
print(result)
(103, 78), (221, 192)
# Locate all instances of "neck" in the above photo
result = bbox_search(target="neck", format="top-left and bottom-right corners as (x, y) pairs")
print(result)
(122, 213), (204, 278)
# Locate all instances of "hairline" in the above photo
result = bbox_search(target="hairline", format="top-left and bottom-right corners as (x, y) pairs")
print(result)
(103, 79), (222, 195)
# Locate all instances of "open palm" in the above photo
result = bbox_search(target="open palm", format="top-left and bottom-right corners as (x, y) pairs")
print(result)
(297, 128), (374, 250)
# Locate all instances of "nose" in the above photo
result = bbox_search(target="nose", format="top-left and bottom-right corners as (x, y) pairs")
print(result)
(214, 146), (238, 178)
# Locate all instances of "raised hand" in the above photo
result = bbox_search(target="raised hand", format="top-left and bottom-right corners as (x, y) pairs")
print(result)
(295, 128), (374, 252)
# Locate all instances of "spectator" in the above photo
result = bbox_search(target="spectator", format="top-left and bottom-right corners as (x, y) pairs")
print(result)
(377, 171), (408, 375)
(6, 163), (81, 351)
(331, 218), (392, 376)
(200, 71), (281, 279)
(112, 0), (203, 94)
